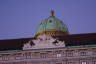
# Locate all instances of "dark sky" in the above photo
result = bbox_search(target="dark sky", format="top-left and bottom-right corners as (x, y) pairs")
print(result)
(0, 0), (96, 40)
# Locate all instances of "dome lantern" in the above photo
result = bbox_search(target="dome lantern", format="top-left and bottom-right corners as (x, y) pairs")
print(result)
(50, 10), (54, 16)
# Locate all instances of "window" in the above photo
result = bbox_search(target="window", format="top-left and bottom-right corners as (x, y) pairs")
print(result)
(66, 51), (73, 57)
(81, 62), (87, 64)
(40, 53), (47, 58)
(0, 56), (2, 61)
(23, 52), (31, 59)
(33, 52), (40, 58)
(49, 20), (52, 23)
(68, 62), (74, 64)
(93, 61), (96, 64)
(92, 48), (96, 55)
(57, 54), (61, 58)
(93, 51), (96, 55)
(56, 62), (62, 64)
(13, 53), (23, 60)
(80, 52), (86, 56)
(2, 55), (9, 61)
(67, 52), (73, 57)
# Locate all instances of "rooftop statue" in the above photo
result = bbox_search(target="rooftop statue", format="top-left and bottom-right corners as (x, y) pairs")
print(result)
(23, 34), (65, 50)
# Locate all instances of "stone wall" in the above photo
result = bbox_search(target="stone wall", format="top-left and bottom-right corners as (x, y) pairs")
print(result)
(0, 46), (96, 64)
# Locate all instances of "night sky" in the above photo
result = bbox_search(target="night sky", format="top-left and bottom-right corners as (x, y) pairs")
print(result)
(0, 0), (96, 40)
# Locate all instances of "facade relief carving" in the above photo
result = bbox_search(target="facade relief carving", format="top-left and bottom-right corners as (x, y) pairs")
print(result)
(23, 34), (65, 50)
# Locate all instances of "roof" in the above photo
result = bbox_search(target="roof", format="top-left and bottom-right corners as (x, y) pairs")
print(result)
(36, 16), (68, 34)
(0, 44), (96, 53)
(0, 33), (96, 51)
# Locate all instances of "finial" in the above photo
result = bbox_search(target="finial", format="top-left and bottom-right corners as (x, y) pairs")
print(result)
(50, 10), (54, 16)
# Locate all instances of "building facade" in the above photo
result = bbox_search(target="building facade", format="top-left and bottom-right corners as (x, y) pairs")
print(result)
(0, 10), (96, 64)
(0, 46), (96, 64)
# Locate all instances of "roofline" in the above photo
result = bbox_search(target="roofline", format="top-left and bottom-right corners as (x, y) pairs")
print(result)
(0, 44), (96, 53)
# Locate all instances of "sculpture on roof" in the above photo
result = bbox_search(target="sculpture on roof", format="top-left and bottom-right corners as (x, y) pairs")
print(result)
(23, 10), (68, 50)
(23, 34), (65, 50)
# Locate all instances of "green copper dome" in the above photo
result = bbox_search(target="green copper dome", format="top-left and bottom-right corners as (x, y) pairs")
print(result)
(36, 10), (69, 36)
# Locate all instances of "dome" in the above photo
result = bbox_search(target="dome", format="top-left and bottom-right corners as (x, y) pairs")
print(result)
(36, 10), (69, 36)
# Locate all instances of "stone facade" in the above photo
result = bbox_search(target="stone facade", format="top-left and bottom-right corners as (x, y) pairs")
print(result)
(0, 11), (96, 64)
(0, 45), (96, 64)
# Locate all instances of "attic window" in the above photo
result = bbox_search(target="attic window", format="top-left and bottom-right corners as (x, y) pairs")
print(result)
(49, 20), (52, 23)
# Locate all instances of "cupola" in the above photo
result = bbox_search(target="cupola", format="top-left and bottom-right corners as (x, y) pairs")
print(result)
(36, 10), (69, 37)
